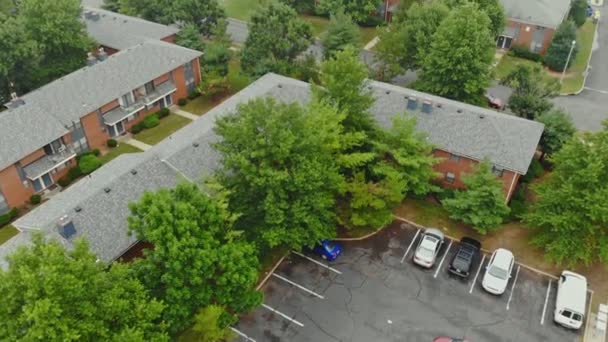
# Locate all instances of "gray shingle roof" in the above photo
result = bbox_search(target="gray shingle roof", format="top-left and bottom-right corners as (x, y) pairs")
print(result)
(4, 73), (543, 267)
(84, 7), (180, 50)
(500, 0), (571, 28)
(0, 40), (201, 171)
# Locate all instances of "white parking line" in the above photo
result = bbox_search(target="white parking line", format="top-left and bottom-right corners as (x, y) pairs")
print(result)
(272, 273), (324, 299)
(261, 304), (304, 327)
(506, 265), (521, 310)
(230, 327), (257, 342)
(540, 279), (552, 325)
(434, 240), (453, 278)
(400, 229), (421, 263)
(291, 251), (342, 275)
(469, 254), (486, 294)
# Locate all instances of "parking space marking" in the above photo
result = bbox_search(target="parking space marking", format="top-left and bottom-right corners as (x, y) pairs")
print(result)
(291, 251), (342, 275)
(434, 240), (453, 278)
(230, 327), (257, 342)
(469, 254), (486, 294)
(540, 279), (552, 325)
(506, 265), (521, 310)
(261, 304), (305, 327)
(271, 273), (325, 299)
(400, 228), (421, 263)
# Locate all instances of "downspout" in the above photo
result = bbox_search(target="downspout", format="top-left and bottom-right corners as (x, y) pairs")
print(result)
(506, 172), (518, 204)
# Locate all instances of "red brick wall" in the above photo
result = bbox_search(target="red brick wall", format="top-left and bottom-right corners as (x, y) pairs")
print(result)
(82, 111), (109, 150)
(154, 73), (171, 86)
(432, 149), (520, 201)
(505, 20), (556, 55)
(193, 58), (202, 84)
(100, 45), (120, 56)
(161, 34), (177, 44)
(0, 166), (33, 208)
(172, 65), (188, 100)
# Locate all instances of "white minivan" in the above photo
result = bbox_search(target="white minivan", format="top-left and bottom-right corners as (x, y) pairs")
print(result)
(554, 271), (587, 330)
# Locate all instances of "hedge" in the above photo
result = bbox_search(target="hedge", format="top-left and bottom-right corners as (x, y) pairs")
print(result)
(178, 98), (187, 106)
(107, 139), (118, 148)
(0, 208), (19, 226)
(158, 107), (170, 118)
(68, 166), (83, 179)
(79, 155), (102, 174)
(143, 114), (160, 129)
(508, 46), (543, 63)
(30, 194), (41, 205)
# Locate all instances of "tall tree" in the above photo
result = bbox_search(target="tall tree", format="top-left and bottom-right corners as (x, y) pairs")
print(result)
(214, 99), (344, 250)
(545, 20), (578, 71)
(500, 64), (560, 119)
(418, 2), (495, 105)
(118, 0), (172, 23)
(442, 0), (506, 37)
(128, 183), (262, 334)
(241, 2), (313, 76)
(536, 109), (576, 160)
(186, 305), (234, 342)
(569, 0), (588, 27)
(171, 0), (227, 36)
(442, 161), (510, 234)
(524, 126), (608, 266)
(376, 1), (449, 78)
(175, 23), (206, 52)
(317, 0), (382, 23)
(0, 235), (168, 341)
(323, 8), (360, 59)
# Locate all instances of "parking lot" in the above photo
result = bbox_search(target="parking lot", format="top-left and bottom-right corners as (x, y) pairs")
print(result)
(234, 220), (592, 341)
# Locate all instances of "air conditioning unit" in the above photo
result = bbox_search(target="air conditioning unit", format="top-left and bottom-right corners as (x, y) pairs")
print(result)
(57, 145), (66, 153)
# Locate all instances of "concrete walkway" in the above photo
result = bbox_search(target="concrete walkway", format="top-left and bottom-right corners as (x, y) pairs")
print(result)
(364, 36), (379, 51)
(171, 106), (199, 120)
(125, 138), (152, 151)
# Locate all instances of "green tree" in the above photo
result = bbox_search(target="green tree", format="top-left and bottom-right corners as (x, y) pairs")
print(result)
(278, 0), (316, 13)
(175, 24), (206, 52)
(185, 306), (234, 342)
(536, 109), (576, 160)
(317, 0), (382, 23)
(214, 99), (344, 250)
(128, 183), (262, 334)
(118, 0), (172, 23)
(202, 41), (230, 76)
(0, 235), (168, 341)
(241, 2), (313, 76)
(102, 0), (120, 11)
(500, 64), (560, 119)
(376, 1), (449, 78)
(442, 161), (510, 234)
(171, 0), (226, 36)
(418, 2), (495, 105)
(545, 20), (578, 71)
(197, 71), (230, 97)
(524, 126), (608, 266)
(569, 0), (588, 27)
(323, 9), (360, 59)
(442, 0), (506, 37)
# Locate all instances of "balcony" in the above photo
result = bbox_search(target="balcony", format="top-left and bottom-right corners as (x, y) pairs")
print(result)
(23, 145), (77, 180)
(103, 81), (176, 125)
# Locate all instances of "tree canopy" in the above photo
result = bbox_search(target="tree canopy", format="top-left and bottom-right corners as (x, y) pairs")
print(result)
(569, 0), (588, 27)
(0, 235), (168, 341)
(128, 183), (261, 333)
(241, 2), (313, 76)
(175, 23), (206, 52)
(442, 0), (506, 37)
(536, 109), (576, 160)
(417, 2), (495, 105)
(545, 20), (578, 71)
(317, 0), (382, 23)
(322, 9), (360, 59)
(500, 64), (560, 120)
(442, 161), (510, 234)
(524, 126), (608, 266)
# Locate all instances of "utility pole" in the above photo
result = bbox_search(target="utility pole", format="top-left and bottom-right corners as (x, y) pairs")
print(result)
(560, 40), (576, 84)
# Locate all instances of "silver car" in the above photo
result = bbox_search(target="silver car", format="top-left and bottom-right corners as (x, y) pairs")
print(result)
(413, 228), (445, 268)
(482, 248), (514, 295)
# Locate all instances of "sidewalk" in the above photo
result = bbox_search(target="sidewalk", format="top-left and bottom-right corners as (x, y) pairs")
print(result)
(171, 106), (199, 120)
(125, 138), (152, 151)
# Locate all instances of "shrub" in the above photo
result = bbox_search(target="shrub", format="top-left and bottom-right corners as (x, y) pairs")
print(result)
(92, 148), (101, 156)
(508, 186), (528, 221)
(29, 194), (41, 205)
(508, 46), (543, 62)
(58, 176), (72, 187)
(130, 123), (144, 134)
(569, 0), (588, 27)
(68, 166), (83, 180)
(79, 155), (102, 174)
(9, 208), (18, 219)
(0, 213), (10, 226)
(158, 108), (170, 118)
(106, 139), (118, 148)
(143, 114), (160, 129)
(187, 91), (199, 100)
(521, 159), (544, 183)
(178, 98), (188, 106)
(545, 21), (578, 71)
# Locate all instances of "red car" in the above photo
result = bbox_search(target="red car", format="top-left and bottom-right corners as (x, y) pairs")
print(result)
(485, 93), (504, 110)
(433, 337), (469, 342)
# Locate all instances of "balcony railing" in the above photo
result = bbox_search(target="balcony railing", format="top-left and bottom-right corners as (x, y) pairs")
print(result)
(103, 81), (176, 126)
(23, 145), (77, 180)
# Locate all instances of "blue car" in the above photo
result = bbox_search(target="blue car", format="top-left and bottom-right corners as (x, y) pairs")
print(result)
(312, 240), (342, 261)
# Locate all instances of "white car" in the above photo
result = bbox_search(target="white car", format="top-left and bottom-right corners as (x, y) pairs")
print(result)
(413, 228), (445, 268)
(554, 271), (587, 330)
(482, 248), (514, 295)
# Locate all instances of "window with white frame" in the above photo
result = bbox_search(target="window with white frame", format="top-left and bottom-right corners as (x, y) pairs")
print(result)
(449, 153), (460, 162)
(492, 165), (504, 177)
(445, 172), (456, 183)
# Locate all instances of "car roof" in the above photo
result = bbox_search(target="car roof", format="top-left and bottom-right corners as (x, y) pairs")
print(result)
(557, 271), (587, 314)
(460, 237), (481, 249)
(492, 248), (514, 268)
(425, 228), (444, 240)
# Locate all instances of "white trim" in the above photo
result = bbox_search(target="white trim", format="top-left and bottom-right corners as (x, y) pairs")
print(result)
(145, 88), (176, 106)
(506, 171), (518, 204)
(104, 105), (145, 125)
(27, 153), (77, 180)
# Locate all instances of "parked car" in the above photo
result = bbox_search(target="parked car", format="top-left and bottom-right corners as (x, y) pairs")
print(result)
(433, 337), (469, 342)
(413, 228), (445, 268)
(312, 240), (342, 261)
(485, 93), (504, 110)
(482, 248), (514, 295)
(554, 270), (587, 330)
(447, 237), (481, 278)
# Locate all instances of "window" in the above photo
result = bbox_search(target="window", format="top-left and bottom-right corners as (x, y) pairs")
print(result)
(145, 81), (155, 95)
(15, 162), (27, 182)
(449, 154), (460, 162)
(445, 172), (456, 183)
(121, 92), (134, 107)
(43, 138), (64, 155)
(70, 121), (88, 153)
(165, 94), (173, 106)
(492, 165), (504, 177)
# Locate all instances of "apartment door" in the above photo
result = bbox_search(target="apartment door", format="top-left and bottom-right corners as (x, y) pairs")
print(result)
(497, 36), (513, 49)
(33, 172), (53, 192)
(116, 121), (125, 135)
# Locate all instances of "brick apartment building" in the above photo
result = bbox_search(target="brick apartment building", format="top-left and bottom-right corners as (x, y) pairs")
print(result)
(497, 0), (571, 54)
(0, 11), (201, 215)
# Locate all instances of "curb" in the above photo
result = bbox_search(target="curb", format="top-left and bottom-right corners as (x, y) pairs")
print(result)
(561, 19), (600, 96)
(256, 254), (288, 291)
(335, 224), (386, 241)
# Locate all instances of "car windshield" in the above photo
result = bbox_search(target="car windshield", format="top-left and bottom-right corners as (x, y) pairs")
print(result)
(418, 246), (435, 259)
(453, 255), (470, 270)
(325, 242), (336, 251)
(488, 265), (508, 279)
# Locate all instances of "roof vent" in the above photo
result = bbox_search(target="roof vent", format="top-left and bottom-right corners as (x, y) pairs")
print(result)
(84, 11), (100, 21)
(407, 96), (418, 111)
(277, 84), (282, 88)
(6, 92), (25, 109)
(104, 187), (111, 193)
(422, 99), (433, 114)
(192, 142), (199, 148)
(479, 114), (486, 119)
(57, 215), (77, 240)
(385, 90), (390, 95)
(457, 109), (463, 113)
(130, 169), (137, 175)
(74, 206), (82, 213)
(98, 47), (108, 61)
(436, 103), (443, 108)
(86, 52), (97, 66)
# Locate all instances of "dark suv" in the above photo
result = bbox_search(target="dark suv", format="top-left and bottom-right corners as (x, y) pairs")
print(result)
(447, 237), (481, 278)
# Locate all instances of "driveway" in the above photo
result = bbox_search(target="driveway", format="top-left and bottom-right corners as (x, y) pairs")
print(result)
(552, 5), (608, 132)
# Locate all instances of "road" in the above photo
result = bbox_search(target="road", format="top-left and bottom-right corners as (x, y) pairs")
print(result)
(552, 4), (608, 132)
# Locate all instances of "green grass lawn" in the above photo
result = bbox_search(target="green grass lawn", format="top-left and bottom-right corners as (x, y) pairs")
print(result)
(493, 55), (540, 81)
(0, 225), (18, 245)
(223, 0), (268, 21)
(134, 114), (192, 145)
(359, 26), (378, 47)
(99, 143), (142, 164)
(301, 15), (330, 37)
(560, 20), (596, 94)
